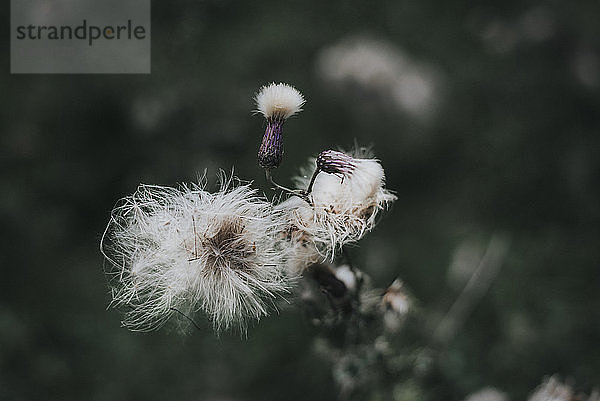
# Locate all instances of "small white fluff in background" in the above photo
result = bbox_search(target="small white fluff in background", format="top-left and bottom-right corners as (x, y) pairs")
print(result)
(464, 387), (508, 401)
(528, 376), (574, 401)
(382, 279), (410, 316)
(334, 265), (357, 291)
(316, 36), (440, 120)
(290, 148), (396, 259)
(255, 82), (305, 120)
(382, 278), (411, 332)
(101, 176), (289, 332)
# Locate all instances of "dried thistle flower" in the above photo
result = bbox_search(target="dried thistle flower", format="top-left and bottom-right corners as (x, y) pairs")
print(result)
(255, 82), (305, 120)
(101, 176), (289, 332)
(255, 82), (305, 169)
(290, 148), (396, 259)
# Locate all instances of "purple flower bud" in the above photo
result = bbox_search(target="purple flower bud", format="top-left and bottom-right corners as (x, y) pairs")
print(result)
(258, 118), (285, 169)
(316, 150), (356, 178)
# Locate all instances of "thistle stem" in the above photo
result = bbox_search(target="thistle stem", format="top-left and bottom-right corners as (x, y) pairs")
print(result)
(265, 169), (309, 201)
(306, 168), (319, 195)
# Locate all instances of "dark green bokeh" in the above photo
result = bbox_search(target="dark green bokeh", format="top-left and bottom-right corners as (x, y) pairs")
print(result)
(1, 0), (599, 400)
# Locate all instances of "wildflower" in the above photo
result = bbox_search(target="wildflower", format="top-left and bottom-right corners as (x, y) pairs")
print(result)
(291, 148), (396, 258)
(255, 82), (305, 169)
(101, 177), (289, 332)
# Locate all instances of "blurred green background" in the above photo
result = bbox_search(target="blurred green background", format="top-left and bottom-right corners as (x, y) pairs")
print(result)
(1, 0), (599, 400)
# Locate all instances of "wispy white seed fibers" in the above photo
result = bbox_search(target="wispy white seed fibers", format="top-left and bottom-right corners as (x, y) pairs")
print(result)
(101, 178), (289, 332)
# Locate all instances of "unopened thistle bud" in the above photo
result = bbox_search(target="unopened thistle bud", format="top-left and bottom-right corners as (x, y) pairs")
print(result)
(316, 150), (356, 179)
(255, 83), (305, 169)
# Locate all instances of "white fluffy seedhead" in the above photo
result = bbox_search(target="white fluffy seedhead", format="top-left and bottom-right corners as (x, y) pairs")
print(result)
(288, 148), (396, 260)
(275, 196), (322, 275)
(255, 82), (305, 120)
(101, 177), (289, 332)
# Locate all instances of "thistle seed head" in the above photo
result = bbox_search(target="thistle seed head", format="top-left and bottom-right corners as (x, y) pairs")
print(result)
(255, 82), (305, 120)
(255, 83), (305, 169)
(101, 176), (290, 333)
(288, 147), (396, 259)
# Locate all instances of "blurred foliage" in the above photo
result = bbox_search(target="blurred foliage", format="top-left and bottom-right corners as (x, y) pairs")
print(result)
(1, 0), (599, 400)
